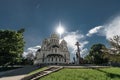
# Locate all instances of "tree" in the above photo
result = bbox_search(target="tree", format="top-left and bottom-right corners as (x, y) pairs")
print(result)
(101, 35), (120, 63)
(109, 35), (120, 54)
(85, 43), (108, 64)
(0, 29), (25, 67)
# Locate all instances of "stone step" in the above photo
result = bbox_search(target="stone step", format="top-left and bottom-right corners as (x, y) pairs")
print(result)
(22, 66), (63, 80)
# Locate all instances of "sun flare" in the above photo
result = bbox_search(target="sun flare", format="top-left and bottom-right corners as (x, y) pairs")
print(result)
(56, 22), (64, 35)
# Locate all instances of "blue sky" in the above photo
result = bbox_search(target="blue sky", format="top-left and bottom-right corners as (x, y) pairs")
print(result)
(0, 0), (120, 59)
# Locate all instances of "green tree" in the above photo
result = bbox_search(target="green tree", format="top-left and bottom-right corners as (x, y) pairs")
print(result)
(0, 29), (25, 67)
(109, 35), (120, 54)
(85, 43), (108, 64)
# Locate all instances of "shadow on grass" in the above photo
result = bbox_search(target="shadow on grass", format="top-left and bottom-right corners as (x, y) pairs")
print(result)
(93, 68), (120, 79)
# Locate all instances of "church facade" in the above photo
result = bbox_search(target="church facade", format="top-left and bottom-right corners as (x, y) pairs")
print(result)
(34, 33), (70, 65)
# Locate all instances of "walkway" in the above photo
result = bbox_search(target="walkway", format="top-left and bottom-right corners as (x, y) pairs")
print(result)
(0, 66), (38, 80)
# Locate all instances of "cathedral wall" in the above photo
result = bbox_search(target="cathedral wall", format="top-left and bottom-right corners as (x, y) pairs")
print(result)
(34, 33), (70, 65)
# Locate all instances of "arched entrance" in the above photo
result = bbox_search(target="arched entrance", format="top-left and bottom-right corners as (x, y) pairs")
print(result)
(46, 54), (65, 64)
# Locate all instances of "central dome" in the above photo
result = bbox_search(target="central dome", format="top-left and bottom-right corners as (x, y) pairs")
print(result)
(50, 33), (59, 39)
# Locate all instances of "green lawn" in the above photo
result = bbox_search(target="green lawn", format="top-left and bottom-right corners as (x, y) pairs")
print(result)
(40, 67), (120, 80)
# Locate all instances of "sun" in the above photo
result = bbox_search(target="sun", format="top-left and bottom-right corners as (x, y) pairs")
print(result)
(56, 22), (64, 35)
(56, 26), (64, 35)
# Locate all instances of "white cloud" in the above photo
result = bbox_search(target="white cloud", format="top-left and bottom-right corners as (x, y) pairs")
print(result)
(28, 46), (41, 52)
(62, 31), (89, 57)
(86, 26), (103, 37)
(63, 31), (84, 51)
(104, 16), (120, 39)
(81, 48), (89, 58)
(86, 15), (120, 40)
(23, 45), (41, 57)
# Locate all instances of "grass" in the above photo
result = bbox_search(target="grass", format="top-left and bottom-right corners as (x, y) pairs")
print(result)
(40, 67), (120, 80)
(28, 67), (48, 75)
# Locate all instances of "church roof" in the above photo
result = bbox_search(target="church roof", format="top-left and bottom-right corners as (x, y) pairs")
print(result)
(50, 33), (59, 39)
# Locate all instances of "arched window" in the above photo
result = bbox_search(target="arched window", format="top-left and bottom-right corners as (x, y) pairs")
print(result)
(52, 49), (53, 52)
(51, 57), (53, 62)
(59, 57), (61, 61)
(42, 53), (45, 62)
(55, 48), (57, 52)
(56, 57), (57, 61)
(64, 54), (66, 62)
(48, 57), (50, 61)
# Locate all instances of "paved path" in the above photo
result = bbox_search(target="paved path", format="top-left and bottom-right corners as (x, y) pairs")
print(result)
(0, 66), (38, 80)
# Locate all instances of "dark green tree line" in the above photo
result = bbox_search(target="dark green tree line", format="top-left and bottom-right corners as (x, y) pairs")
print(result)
(85, 43), (108, 64)
(0, 29), (25, 67)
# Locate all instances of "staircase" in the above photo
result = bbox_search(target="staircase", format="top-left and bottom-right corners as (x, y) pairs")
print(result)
(22, 66), (63, 80)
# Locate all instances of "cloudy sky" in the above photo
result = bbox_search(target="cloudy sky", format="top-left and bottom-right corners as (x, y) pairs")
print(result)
(0, 0), (120, 59)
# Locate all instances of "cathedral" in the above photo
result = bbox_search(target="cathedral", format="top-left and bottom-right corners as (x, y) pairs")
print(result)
(34, 33), (70, 65)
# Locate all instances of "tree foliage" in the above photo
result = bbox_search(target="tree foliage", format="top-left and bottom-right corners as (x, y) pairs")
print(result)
(102, 35), (120, 63)
(85, 43), (108, 64)
(109, 35), (120, 54)
(0, 29), (25, 66)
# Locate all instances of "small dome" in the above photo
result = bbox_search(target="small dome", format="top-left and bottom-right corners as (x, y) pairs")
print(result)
(61, 39), (67, 45)
(43, 38), (49, 44)
(44, 38), (48, 42)
(50, 33), (59, 39)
